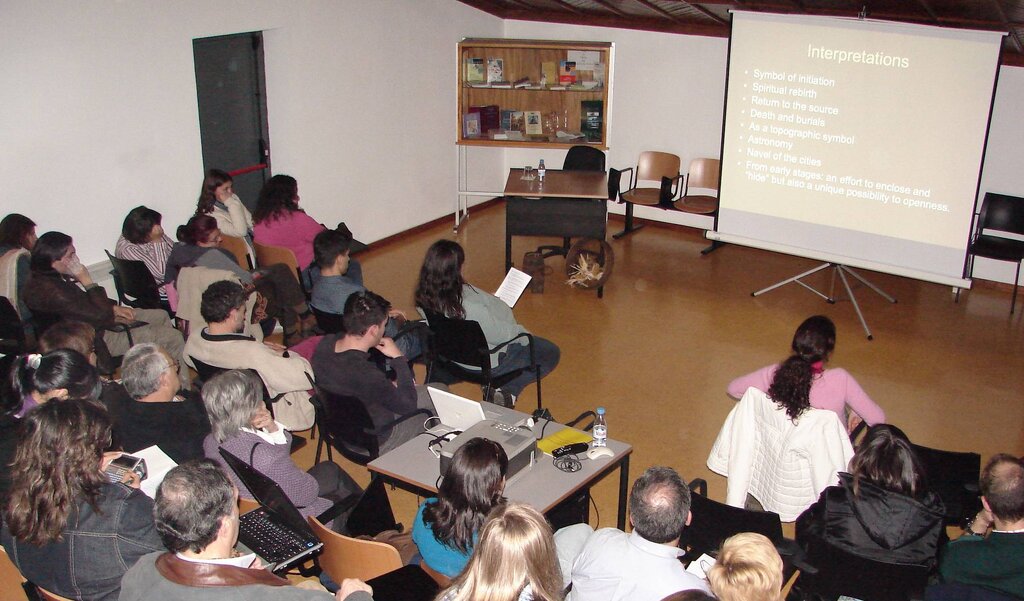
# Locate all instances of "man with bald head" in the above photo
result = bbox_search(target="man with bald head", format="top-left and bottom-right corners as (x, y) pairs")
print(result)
(938, 453), (1024, 598)
(567, 466), (711, 601)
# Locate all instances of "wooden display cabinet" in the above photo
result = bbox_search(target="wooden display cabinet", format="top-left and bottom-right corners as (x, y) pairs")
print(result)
(457, 38), (612, 150)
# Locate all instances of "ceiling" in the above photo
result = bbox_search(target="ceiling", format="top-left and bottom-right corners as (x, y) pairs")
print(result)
(457, 0), (1024, 67)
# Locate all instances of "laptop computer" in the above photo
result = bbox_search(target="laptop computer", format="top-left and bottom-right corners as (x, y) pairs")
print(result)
(218, 448), (324, 572)
(427, 386), (505, 434)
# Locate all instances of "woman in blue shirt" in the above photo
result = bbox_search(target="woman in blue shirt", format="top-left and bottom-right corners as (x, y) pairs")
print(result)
(412, 437), (508, 578)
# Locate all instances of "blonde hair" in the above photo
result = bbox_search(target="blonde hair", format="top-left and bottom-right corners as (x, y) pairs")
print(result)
(707, 533), (783, 601)
(436, 503), (563, 601)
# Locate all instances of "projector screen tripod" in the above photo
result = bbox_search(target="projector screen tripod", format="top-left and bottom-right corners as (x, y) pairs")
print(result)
(752, 263), (897, 340)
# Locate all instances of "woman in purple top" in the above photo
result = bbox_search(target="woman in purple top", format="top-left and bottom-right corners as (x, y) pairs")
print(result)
(727, 315), (885, 432)
(201, 369), (361, 530)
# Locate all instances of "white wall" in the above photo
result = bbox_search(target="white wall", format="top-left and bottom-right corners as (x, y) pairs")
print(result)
(0, 0), (501, 266)
(2, 2), (1020, 284)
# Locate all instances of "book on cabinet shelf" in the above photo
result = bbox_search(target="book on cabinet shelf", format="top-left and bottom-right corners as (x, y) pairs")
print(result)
(463, 113), (481, 138)
(524, 111), (543, 136)
(486, 58), (504, 83)
(465, 58), (485, 83)
(558, 61), (577, 85)
(581, 100), (603, 143)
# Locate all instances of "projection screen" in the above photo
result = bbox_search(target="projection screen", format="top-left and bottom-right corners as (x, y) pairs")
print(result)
(710, 12), (1003, 287)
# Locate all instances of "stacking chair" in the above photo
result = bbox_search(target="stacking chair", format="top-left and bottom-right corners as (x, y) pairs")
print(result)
(253, 241), (302, 284)
(105, 251), (170, 313)
(0, 296), (27, 380)
(790, 538), (930, 601)
(0, 546), (31, 601)
(35, 587), (75, 601)
(673, 158), (723, 254)
(610, 151), (681, 239)
(911, 443), (981, 526)
(966, 192), (1024, 313)
(219, 234), (253, 270)
(421, 309), (542, 411)
(308, 517), (402, 582)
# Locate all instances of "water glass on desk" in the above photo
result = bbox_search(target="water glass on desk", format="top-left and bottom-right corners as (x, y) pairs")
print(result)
(522, 166), (534, 180)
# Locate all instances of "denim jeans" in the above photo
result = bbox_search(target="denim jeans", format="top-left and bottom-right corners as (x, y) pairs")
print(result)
(491, 335), (560, 396)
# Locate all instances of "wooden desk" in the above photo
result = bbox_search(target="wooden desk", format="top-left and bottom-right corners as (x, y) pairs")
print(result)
(368, 402), (633, 529)
(503, 169), (609, 293)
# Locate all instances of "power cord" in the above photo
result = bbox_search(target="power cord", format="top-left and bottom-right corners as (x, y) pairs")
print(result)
(553, 454), (583, 473)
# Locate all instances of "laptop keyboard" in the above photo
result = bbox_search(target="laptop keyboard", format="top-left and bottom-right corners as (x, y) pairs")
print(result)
(239, 510), (316, 562)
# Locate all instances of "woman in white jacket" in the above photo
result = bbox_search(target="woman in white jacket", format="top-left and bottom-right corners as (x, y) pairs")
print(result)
(195, 169), (255, 259)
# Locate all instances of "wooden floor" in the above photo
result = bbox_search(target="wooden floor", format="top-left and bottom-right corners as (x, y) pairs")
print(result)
(293, 201), (1024, 531)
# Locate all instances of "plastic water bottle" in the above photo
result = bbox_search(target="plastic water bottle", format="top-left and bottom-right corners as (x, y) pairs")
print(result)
(537, 159), (546, 182)
(592, 407), (607, 447)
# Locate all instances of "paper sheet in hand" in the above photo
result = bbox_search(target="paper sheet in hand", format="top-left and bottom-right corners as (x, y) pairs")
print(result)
(495, 268), (531, 308)
(134, 445), (177, 498)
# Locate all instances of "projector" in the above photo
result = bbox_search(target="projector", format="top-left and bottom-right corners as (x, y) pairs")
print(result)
(439, 420), (537, 480)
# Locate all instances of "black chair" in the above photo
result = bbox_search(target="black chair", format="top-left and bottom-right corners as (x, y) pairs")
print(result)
(105, 251), (171, 313)
(0, 296), (26, 377)
(192, 361), (307, 451)
(530, 146), (609, 260)
(306, 374), (429, 466)
(311, 306), (345, 334)
(790, 539), (930, 601)
(563, 145), (606, 172)
(421, 309), (542, 411)
(911, 443), (981, 526)
(966, 192), (1024, 313)
(682, 478), (785, 557)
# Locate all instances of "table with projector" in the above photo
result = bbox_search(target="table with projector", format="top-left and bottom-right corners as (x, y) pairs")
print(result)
(367, 389), (633, 529)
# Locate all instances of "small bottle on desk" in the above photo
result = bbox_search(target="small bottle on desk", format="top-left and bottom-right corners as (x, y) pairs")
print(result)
(538, 159), (546, 182)
(592, 407), (607, 447)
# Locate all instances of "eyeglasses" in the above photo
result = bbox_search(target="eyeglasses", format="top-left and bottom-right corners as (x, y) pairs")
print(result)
(165, 359), (180, 373)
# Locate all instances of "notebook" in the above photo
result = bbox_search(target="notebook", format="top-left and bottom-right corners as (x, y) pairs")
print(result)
(218, 448), (323, 572)
(427, 386), (504, 434)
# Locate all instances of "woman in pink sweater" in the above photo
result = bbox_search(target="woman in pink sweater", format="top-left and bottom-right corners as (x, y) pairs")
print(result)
(252, 174), (325, 270)
(727, 315), (885, 432)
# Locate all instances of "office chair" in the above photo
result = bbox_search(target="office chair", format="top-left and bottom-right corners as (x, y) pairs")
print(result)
(966, 192), (1024, 313)
(530, 145), (609, 260)
(105, 251), (170, 313)
(420, 309), (543, 411)
(682, 478), (786, 557)
(610, 151), (681, 239)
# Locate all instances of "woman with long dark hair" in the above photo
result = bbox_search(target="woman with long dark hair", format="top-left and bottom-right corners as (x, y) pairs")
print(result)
(3, 348), (100, 416)
(727, 315), (884, 430)
(164, 214), (315, 344)
(252, 174), (326, 270)
(23, 232), (188, 387)
(796, 424), (944, 566)
(414, 240), (560, 405)
(413, 437), (509, 578)
(435, 503), (564, 601)
(196, 168), (255, 238)
(1, 400), (162, 601)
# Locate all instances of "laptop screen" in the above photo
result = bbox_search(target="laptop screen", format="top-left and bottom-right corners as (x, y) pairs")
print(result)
(218, 447), (317, 539)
